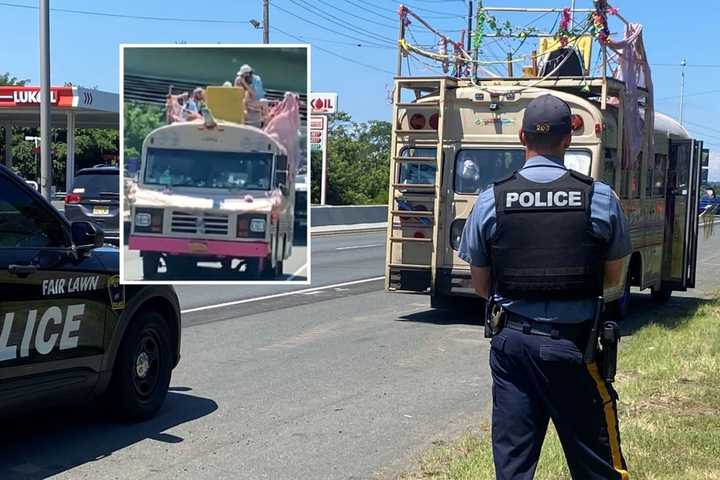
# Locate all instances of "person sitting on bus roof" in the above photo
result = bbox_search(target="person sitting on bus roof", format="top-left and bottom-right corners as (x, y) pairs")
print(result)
(235, 64), (265, 100)
(184, 88), (205, 116)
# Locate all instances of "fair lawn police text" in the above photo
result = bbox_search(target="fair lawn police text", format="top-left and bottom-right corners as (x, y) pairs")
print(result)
(42, 275), (99, 296)
(0, 304), (84, 361)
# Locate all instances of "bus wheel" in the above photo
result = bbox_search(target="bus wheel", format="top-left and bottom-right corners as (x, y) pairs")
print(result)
(142, 252), (160, 279)
(651, 286), (672, 303)
(608, 272), (631, 319)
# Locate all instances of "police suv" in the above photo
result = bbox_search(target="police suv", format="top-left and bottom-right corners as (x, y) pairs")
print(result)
(0, 165), (181, 420)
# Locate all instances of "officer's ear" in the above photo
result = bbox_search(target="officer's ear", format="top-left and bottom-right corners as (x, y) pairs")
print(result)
(519, 130), (527, 146)
(562, 133), (572, 149)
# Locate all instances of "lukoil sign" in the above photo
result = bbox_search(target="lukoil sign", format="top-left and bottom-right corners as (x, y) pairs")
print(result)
(310, 92), (338, 115)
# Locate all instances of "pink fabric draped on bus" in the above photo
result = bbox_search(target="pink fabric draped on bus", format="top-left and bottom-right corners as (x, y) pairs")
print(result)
(262, 92), (301, 174)
(608, 23), (655, 169)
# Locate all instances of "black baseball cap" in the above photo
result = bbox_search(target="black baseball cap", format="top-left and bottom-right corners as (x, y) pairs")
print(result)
(522, 94), (572, 136)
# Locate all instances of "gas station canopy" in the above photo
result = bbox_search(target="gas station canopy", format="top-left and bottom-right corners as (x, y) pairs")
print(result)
(0, 85), (119, 191)
(0, 85), (118, 128)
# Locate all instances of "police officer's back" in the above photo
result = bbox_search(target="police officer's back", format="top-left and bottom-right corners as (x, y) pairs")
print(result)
(458, 94), (631, 480)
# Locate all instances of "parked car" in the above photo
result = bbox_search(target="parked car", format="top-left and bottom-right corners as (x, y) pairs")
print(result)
(0, 164), (181, 420)
(65, 166), (120, 245)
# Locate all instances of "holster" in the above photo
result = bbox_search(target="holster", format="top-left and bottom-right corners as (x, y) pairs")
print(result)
(600, 321), (620, 383)
(484, 295), (505, 338)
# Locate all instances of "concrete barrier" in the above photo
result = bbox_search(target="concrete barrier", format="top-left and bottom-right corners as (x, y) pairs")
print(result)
(310, 205), (387, 227)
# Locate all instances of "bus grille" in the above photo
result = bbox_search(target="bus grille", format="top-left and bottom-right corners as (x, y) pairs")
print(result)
(171, 211), (229, 236)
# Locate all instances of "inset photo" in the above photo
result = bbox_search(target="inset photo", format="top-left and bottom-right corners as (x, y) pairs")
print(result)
(120, 44), (309, 284)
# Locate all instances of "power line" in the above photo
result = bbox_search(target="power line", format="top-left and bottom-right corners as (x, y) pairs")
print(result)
(0, 1), (252, 24)
(653, 63), (720, 69)
(272, 3), (393, 49)
(313, 0), (398, 29)
(287, 0), (395, 44)
(273, 25), (394, 75)
(656, 89), (720, 102)
(348, 0), (465, 19)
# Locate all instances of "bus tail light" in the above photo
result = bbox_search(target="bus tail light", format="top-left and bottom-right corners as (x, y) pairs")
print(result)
(595, 123), (603, 135)
(65, 193), (81, 204)
(428, 113), (439, 130)
(571, 114), (584, 132)
(450, 218), (467, 250)
(409, 113), (426, 130)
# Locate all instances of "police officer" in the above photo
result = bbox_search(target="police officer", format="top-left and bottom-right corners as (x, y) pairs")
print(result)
(458, 94), (631, 480)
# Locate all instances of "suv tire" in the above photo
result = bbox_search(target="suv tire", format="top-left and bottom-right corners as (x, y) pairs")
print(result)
(103, 311), (173, 421)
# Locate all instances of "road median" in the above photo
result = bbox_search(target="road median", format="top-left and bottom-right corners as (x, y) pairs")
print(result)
(399, 295), (720, 480)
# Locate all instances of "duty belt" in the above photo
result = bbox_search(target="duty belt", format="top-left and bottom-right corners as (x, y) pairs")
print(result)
(503, 312), (589, 343)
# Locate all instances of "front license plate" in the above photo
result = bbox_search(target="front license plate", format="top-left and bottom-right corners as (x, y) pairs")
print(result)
(188, 241), (208, 253)
(93, 206), (109, 215)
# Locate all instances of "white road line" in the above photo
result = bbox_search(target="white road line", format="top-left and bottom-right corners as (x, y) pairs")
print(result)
(181, 276), (385, 314)
(335, 244), (384, 251)
(287, 262), (308, 282)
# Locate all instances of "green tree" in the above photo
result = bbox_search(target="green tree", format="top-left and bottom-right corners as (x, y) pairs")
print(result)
(124, 101), (164, 160)
(0, 72), (29, 86)
(311, 111), (391, 205)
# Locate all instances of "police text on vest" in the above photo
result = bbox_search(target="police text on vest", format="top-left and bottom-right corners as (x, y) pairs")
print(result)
(505, 191), (583, 208)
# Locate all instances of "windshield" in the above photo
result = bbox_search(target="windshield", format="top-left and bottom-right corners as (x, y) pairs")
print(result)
(144, 148), (273, 190)
(73, 172), (119, 195)
(454, 149), (593, 194)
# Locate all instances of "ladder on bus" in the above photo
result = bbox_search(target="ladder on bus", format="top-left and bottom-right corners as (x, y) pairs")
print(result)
(385, 77), (456, 294)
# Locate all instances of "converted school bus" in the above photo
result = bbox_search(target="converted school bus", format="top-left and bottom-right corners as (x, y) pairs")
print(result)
(384, 75), (705, 314)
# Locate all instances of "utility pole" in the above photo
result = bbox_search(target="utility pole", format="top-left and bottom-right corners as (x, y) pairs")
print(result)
(679, 58), (687, 126)
(263, 0), (269, 44)
(40, 0), (52, 200)
(570, 0), (576, 26)
(467, 1), (472, 53)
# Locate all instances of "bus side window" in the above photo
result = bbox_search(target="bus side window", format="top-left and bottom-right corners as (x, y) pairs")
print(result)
(653, 153), (667, 197)
(603, 148), (616, 187)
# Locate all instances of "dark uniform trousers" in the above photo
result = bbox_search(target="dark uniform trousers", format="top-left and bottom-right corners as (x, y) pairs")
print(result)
(490, 326), (629, 480)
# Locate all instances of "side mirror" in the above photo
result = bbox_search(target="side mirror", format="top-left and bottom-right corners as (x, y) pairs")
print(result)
(71, 221), (104, 249)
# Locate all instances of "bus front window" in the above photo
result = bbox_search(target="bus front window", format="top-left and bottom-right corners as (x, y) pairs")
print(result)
(145, 148), (273, 190)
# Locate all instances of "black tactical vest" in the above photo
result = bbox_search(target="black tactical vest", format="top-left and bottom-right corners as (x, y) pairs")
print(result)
(490, 169), (606, 300)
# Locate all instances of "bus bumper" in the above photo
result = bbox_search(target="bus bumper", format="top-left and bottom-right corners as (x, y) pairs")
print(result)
(435, 268), (475, 296)
(128, 235), (270, 258)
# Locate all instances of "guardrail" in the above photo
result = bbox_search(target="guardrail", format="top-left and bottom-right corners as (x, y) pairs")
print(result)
(310, 205), (387, 227)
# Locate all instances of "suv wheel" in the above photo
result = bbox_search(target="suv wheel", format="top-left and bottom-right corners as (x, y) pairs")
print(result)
(103, 311), (172, 421)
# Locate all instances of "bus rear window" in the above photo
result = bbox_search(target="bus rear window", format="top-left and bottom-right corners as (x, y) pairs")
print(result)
(454, 149), (593, 194)
(454, 149), (525, 194)
(398, 147), (437, 185)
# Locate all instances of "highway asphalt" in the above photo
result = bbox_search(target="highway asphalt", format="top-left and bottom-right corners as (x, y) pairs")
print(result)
(2, 224), (719, 479)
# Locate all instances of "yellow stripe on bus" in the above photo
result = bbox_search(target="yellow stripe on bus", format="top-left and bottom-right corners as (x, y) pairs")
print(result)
(586, 361), (630, 480)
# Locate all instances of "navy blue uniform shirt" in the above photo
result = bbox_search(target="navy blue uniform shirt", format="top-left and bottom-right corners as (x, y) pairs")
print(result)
(458, 155), (632, 323)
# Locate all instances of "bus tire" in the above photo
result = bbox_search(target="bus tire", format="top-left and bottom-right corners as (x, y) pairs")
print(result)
(102, 310), (172, 421)
(607, 271), (631, 318)
(651, 286), (672, 303)
(142, 252), (160, 279)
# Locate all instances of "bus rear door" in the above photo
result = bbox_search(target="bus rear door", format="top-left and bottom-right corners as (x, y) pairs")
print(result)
(662, 139), (703, 290)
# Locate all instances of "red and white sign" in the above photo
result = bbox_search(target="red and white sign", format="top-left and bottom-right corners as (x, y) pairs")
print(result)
(310, 114), (327, 152)
(310, 92), (338, 115)
(0, 86), (76, 108)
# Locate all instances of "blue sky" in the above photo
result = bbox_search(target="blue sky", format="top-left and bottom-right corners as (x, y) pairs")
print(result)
(1, 0), (719, 174)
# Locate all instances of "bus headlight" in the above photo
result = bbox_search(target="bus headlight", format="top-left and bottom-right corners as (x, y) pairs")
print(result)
(450, 219), (466, 251)
(135, 212), (151, 227)
(250, 218), (266, 233)
(134, 209), (163, 233)
(237, 215), (267, 238)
